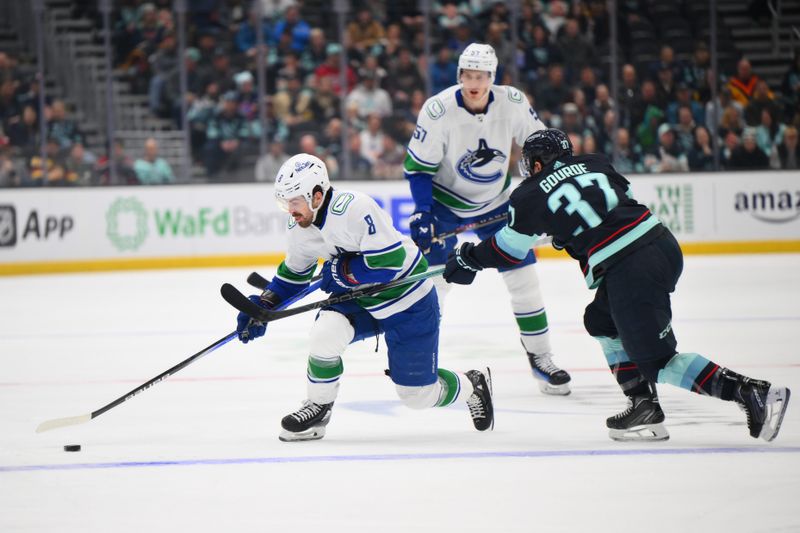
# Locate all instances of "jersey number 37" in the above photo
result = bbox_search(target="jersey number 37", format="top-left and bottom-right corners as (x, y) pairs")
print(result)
(547, 173), (619, 236)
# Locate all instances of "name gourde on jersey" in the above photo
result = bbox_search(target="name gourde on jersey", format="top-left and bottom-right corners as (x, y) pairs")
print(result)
(510, 153), (662, 288)
(538, 163), (590, 193)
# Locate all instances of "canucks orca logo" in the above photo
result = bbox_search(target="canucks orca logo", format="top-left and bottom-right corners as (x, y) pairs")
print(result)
(456, 138), (507, 184)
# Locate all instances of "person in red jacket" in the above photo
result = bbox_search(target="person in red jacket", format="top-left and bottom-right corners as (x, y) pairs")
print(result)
(313, 44), (357, 97)
(726, 58), (772, 106)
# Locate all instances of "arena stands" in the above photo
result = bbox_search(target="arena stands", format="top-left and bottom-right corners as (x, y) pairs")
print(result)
(1, 0), (798, 186)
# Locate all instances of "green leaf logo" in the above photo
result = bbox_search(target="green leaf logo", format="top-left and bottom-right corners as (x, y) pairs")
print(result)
(106, 197), (148, 251)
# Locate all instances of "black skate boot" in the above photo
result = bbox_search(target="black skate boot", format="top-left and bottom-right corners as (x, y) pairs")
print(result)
(607, 394), (669, 442)
(728, 371), (791, 442)
(527, 352), (571, 396)
(465, 368), (494, 431)
(279, 400), (334, 442)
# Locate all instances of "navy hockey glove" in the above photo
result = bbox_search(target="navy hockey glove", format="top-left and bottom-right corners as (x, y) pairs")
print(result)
(444, 242), (483, 285)
(320, 256), (358, 295)
(236, 295), (271, 343)
(409, 210), (436, 253)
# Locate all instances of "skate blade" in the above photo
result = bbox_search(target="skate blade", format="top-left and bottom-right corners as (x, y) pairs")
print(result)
(484, 367), (495, 431)
(279, 426), (327, 442)
(759, 386), (791, 442)
(535, 379), (572, 396)
(609, 423), (670, 442)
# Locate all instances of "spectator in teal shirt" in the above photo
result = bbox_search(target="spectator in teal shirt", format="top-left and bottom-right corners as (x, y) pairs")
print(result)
(134, 137), (176, 184)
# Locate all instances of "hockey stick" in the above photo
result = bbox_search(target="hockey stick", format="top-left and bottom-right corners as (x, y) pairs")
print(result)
(221, 266), (445, 323)
(247, 270), (323, 291)
(430, 212), (509, 244)
(246, 271), (272, 289)
(35, 282), (321, 433)
(430, 214), (555, 248)
(244, 213), (508, 289)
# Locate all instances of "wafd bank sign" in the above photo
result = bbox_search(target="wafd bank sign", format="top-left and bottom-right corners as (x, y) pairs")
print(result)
(0, 183), (416, 263)
(0, 172), (797, 267)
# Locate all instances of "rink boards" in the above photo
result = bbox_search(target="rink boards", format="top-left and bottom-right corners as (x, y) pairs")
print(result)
(1, 170), (799, 275)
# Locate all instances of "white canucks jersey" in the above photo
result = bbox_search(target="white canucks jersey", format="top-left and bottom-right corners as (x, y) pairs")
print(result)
(404, 84), (546, 217)
(274, 189), (432, 320)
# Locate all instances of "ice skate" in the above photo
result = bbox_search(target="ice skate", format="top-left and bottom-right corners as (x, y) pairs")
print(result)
(607, 394), (669, 442)
(528, 352), (571, 395)
(279, 400), (333, 442)
(734, 378), (791, 442)
(465, 368), (494, 431)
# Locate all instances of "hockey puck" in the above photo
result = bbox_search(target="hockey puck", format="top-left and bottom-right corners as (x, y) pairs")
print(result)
(63, 444), (81, 452)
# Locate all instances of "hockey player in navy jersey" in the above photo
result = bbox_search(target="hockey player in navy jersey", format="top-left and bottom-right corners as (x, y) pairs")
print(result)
(235, 154), (493, 441)
(443, 128), (791, 442)
(404, 42), (571, 395)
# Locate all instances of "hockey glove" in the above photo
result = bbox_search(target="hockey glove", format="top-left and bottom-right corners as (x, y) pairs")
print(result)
(320, 255), (359, 295)
(236, 295), (272, 343)
(444, 242), (483, 285)
(409, 210), (436, 253)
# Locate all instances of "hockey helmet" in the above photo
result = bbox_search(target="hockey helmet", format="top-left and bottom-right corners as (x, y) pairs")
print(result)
(519, 129), (573, 177)
(457, 43), (498, 84)
(274, 153), (330, 212)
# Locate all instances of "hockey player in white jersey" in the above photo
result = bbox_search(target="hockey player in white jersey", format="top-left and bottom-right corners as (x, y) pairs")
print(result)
(235, 154), (494, 441)
(404, 42), (571, 395)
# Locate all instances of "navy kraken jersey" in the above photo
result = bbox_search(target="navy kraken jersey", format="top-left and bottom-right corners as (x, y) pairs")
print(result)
(484, 153), (664, 287)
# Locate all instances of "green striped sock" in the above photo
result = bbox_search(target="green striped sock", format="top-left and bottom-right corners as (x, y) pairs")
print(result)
(435, 368), (462, 407)
(515, 309), (549, 336)
(307, 356), (344, 382)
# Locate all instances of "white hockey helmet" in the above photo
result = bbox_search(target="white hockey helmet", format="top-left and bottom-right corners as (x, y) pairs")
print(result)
(274, 153), (330, 212)
(457, 43), (498, 84)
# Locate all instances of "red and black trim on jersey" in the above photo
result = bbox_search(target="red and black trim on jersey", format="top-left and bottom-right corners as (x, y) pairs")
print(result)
(574, 208), (664, 288)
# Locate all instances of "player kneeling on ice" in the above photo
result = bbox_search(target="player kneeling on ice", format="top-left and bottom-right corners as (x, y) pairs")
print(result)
(443, 128), (791, 443)
(235, 154), (494, 441)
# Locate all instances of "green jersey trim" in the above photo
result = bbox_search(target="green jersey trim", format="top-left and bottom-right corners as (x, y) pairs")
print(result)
(364, 244), (407, 270)
(432, 186), (486, 211)
(404, 153), (438, 175)
(276, 261), (316, 285)
(357, 254), (428, 309)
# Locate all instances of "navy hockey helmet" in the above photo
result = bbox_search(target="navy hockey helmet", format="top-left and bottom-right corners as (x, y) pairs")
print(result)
(519, 129), (573, 177)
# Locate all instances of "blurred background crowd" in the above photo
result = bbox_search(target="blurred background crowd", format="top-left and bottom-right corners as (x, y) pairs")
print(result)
(1, 0), (799, 187)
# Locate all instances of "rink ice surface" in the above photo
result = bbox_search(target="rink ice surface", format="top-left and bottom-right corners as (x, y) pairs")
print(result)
(1, 253), (799, 532)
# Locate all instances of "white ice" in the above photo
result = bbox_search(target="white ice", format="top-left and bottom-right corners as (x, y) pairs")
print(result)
(1, 254), (799, 533)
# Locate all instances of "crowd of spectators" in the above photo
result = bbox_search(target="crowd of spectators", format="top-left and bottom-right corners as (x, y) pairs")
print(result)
(2, 0), (800, 187)
(0, 49), (177, 187)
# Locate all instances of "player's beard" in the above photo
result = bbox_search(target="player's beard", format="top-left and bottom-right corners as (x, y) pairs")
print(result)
(293, 211), (314, 228)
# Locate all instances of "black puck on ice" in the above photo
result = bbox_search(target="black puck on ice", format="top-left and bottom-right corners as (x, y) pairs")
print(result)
(63, 444), (81, 452)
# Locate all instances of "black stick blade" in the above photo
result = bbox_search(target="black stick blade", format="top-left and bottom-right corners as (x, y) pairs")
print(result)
(220, 283), (270, 321)
(246, 272), (270, 289)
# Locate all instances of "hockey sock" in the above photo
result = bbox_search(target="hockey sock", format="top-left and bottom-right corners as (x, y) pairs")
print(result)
(307, 355), (344, 405)
(657, 353), (737, 399)
(595, 336), (651, 397)
(515, 307), (550, 353)
(502, 266), (551, 354)
(435, 368), (465, 407)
